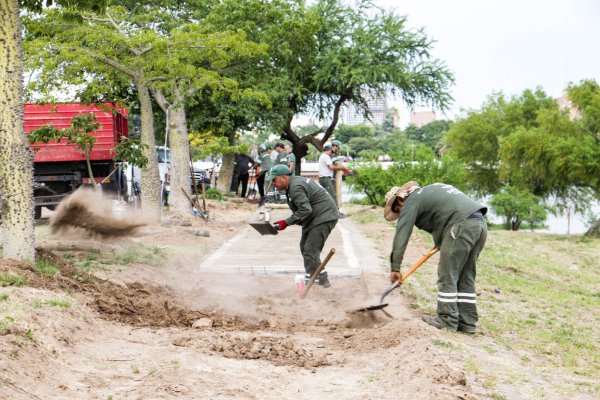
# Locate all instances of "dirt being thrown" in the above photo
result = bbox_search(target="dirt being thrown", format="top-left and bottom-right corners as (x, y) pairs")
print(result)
(50, 187), (148, 238)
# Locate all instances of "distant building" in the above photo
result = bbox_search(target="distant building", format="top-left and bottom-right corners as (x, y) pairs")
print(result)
(340, 90), (389, 126)
(556, 93), (581, 120)
(409, 111), (436, 128)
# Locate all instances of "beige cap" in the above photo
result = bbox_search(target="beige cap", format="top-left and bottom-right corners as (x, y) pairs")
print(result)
(383, 181), (420, 221)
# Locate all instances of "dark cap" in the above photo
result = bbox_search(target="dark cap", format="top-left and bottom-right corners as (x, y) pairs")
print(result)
(275, 142), (285, 149)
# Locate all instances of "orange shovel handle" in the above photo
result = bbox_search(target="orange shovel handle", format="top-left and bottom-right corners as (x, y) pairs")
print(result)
(401, 247), (439, 282)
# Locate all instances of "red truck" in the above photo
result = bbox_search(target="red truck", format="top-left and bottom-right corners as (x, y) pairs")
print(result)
(25, 103), (128, 218)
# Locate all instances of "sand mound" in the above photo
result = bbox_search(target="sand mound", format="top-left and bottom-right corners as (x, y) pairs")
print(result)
(50, 187), (148, 237)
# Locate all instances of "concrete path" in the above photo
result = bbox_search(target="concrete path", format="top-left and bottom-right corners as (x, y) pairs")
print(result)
(196, 208), (386, 277)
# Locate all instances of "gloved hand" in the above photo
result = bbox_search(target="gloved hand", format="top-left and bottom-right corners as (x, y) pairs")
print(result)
(390, 271), (403, 285)
(274, 220), (288, 231)
(343, 168), (350, 175)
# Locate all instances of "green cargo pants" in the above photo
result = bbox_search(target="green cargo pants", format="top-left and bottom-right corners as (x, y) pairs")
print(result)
(318, 177), (336, 204)
(437, 217), (487, 332)
(300, 220), (337, 277)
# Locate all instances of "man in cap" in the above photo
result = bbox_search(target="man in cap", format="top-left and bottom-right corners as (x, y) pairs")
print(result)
(385, 182), (487, 334)
(253, 144), (274, 206)
(268, 164), (340, 288)
(274, 142), (290, 166)
(330, 140), (342, 165)
(318, 143), (347, 204)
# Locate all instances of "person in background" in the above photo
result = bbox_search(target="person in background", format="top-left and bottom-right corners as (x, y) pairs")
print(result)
(330, 140), (342, 165)
(384, 181), (488, 335)
(268, 165), (340, 288)
(274, 142), (289, 166)
(234, 152), (255, 198)
(318, 144), (347, 204)
(284, 144), (296, 175)
(253, 144), (274, 206)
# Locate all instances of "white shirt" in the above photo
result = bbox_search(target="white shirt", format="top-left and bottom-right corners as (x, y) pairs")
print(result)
(318, 153), (334, 178)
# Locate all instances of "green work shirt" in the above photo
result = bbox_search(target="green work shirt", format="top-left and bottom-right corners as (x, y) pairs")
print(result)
(391, 183), (486, 270)
(285, 176), (340, 231)
(258, 152), (274, 175)
(275, 150), (289, 166)
(288, 152), (296, 175)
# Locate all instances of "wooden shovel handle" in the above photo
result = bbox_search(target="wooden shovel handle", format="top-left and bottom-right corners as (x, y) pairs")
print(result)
(302, 248), (336, 298)
(401, 247), (439, 282)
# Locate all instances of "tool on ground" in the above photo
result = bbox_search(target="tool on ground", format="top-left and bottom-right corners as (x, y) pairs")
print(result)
(302, 247), (336, 299)
(188, 154), (208, 221)
(352, 247), (439, 312)
(181, 187), (207, 221)
(249, 209), (278, 235)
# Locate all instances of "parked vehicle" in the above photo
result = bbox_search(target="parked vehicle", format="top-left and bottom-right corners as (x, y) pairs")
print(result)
(25, 103), (128, 218)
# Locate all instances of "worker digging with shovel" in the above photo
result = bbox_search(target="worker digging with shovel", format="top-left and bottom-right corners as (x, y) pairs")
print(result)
(267, 164), (340, 288)
(384, 182), (488, 335)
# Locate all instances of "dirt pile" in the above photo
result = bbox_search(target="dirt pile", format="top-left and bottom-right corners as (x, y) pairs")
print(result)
(50, 187), (148, 237)
(2, 249), (256, 330)
(212, 334), (329, 368)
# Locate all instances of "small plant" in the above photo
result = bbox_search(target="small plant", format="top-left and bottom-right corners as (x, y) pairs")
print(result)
(0, 273), (26, 287)
(47, 299), (71, 309)
(34, 259), (59, 277)
(205, 187), (223, 200)
(25, 329), (35, 341)
(0, 293), (8, 301)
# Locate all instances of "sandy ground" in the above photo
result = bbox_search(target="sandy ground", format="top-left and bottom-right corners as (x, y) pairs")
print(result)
(2, 196), (589, 400)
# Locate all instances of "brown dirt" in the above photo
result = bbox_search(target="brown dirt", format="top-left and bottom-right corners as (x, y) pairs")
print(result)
(50, 187), (148, 237)
(1, 199), (552, 400)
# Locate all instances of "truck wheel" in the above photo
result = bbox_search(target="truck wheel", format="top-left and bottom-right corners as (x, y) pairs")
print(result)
(34, 206), (42, 219)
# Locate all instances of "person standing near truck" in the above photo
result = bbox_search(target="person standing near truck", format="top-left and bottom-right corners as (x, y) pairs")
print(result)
(268, 165), (340, 288)
(384, 182), (487, 334)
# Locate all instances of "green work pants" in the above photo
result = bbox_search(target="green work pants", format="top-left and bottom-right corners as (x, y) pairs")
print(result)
(437, 217), (487, 331)
(300, 220), (337, 277)
(319, 177), (336, 204)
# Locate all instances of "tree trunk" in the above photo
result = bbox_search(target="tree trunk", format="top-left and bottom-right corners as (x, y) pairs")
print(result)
(216, 134), (236, 194)
(585, 218), (600, 238)
(136, 81), (162, 222)
(166, 105), (192, 214)
(0, 0), (35, 262)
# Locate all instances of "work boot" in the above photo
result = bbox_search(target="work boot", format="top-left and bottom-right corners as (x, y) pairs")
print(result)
(422, 315), (446, 330)
(317, 272), (331, 288)
(457, 325), (477, 335)
(304, 274), (311, 285)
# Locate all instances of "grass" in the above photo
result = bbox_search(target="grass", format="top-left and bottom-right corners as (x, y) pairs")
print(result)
(0, 273), (26, 287)
(404, 229), (600, 379)
(0, 293), (8, 301)
(34, 259), (59, 277)
(61, 244), (167, 271)
(46, 299), (71, 309)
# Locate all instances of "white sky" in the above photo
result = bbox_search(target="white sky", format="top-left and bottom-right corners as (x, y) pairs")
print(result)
(374, 0), (600, 123)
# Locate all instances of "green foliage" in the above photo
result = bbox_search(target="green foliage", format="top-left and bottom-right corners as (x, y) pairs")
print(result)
(347, 156), (468, 205)
(114, 137), (148, 168)
(46, 299), (71, 309)
(205, 188), (223, 200)
(489, 186), (554, 231)
(0, 293), (9, 301)
(0, 274), (26, 287)
(33, 259), (59, 277)
(28, 113), (102, 182)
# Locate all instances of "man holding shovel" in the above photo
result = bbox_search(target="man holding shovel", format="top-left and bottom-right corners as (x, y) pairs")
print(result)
(384, 182), (487, 334)
(268, 165), (340, 288)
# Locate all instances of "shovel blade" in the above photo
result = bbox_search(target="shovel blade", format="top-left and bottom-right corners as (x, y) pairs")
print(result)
(352, 303), (389, 312)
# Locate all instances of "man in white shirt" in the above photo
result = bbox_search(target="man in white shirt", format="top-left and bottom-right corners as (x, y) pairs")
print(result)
(318, 144), (346, 203)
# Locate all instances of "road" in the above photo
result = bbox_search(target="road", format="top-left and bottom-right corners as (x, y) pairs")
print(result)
(195, 207), (385, 277)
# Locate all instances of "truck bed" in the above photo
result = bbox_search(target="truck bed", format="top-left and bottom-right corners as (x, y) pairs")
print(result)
(25, 103), (128, 162)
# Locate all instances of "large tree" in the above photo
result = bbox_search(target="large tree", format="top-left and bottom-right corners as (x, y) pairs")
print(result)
(0, 0), (106, 262)
(447, 84), (600, 229)
(24, 1), (265, 214)
(204, 0), (453, 170)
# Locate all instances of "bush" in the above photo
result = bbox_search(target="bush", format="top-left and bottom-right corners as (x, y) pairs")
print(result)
(205, 188), (223, 200)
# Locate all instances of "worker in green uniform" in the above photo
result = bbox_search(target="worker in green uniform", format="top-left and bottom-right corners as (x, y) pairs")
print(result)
(254, 144), (274, 206)
(284, 144), (296, 175)
(274, 142), (289, 166)
(384, 182), (487, 334)
(268, 165), (340, 288)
